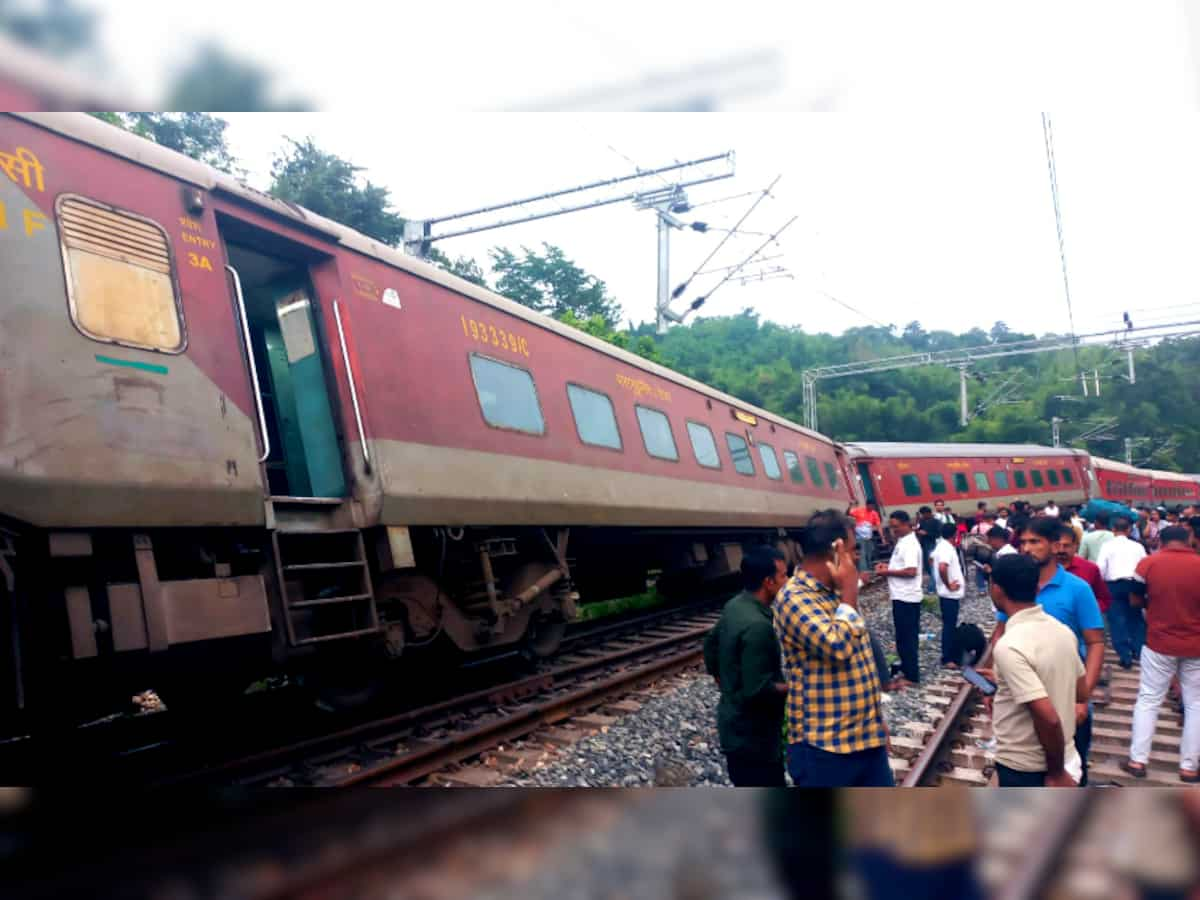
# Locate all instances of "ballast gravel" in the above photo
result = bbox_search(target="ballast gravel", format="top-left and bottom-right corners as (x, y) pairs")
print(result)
(499, 566), (996, 787)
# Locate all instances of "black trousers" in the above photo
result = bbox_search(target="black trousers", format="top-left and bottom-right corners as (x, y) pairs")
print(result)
(939, 597), (960, 665)
(995, 763), (1046, 786)
(724, 751), (786, 787)
(892, 599), (921, 683)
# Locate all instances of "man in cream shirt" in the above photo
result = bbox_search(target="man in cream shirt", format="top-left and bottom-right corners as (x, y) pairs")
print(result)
(978, 553), (1087, 786)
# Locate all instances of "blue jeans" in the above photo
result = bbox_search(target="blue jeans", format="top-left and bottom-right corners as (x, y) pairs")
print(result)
(1107, 580), (1146, 667)
(974, 561), (988, 594)
(854, 850), (983, 900)
(788, 742), (895, 787)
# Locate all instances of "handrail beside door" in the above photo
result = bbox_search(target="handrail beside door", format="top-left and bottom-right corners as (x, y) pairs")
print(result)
(226, 263), (271, 464)
(333, 299), (371, 469)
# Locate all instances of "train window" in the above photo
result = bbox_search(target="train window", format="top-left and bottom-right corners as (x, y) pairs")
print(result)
(1014, 470), (1028, 489)
(928, 473), (947, 495)
(758, 443), (783, 480)
(726, 433), (756, 476)
(902, 474), (922, 497)
(783, 450), (804, 483)
(806, 456), (824, 487)
(974, 472), (991, 491)
(1032, 470), (1045, 488)
(470, 354), (545, 434)
(686, 422), (721, 469)
(953, 473), (969, 492)
(1062, 468), (1074, 484)
(824, 461), (840, 490)
(567, 384), (621, 450)
(635, 406), (678, 461)
(57, 195), (185, 353)
(995, 471), (1010, 490)
(1047, 469), (1060, 486)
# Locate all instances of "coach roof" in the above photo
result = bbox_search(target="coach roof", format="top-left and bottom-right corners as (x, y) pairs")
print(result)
(11, 112), (832, 445)
(843, 442), (1088, 460)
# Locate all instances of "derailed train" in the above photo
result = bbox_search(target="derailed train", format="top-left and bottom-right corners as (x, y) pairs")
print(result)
(1, 113), (1197, 725)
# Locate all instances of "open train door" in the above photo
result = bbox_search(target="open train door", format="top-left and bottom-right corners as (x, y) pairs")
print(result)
(214, 211), (381, 654)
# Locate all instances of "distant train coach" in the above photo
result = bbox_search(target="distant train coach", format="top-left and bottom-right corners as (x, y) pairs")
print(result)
(843, 443), (1091, 515)
(1090, 458), (1200, 507)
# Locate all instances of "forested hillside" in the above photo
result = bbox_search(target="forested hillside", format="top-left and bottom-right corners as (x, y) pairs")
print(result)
(646, 310), (1200, 473)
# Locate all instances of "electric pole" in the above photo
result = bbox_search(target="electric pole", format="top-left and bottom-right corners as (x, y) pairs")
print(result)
(401, 152), (734, 258)
(1052, 416), (1062, 448)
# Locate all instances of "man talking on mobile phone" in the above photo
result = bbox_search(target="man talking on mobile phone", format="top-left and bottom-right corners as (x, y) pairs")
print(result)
(975, 554), (1088, 787)
(775, 509), (893, 787)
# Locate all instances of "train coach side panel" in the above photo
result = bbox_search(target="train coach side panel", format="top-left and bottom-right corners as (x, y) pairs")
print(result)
(857, 448), (1088, 513)
(326, 255), (853, 528)
(0, 117), (263, 528)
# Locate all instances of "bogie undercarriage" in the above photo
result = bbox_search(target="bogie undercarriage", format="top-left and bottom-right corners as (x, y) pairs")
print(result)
(1, 517), (798, 730)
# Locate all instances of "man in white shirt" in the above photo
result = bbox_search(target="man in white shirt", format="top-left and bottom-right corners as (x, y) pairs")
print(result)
(1044, 500), (1060, 518)
(932, 522), (966, 669)
(875, 510), (923, 687)
(1097, 515), (1148, 669)
(933, 499), (955, 526)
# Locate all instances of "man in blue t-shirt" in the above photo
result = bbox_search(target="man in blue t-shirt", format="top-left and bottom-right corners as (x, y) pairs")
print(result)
(990, 516), (1106, 785)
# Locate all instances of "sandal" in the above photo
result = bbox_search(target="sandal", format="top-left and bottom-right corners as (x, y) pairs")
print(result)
(1120, 759), (1148, 778)
(1181, 770), (1200, 783)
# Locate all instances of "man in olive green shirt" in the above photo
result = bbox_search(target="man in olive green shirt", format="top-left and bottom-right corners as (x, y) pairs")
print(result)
(703, 546), (790, 786)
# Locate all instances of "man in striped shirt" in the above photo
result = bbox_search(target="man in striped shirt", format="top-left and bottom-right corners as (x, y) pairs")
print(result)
(774, 509), (892, 787)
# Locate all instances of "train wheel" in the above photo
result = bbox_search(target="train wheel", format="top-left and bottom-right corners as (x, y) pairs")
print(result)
(511, 562), (567, 659)
(523, 615), (567, 659)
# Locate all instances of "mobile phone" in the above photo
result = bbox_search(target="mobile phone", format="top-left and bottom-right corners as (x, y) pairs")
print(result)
(962, 665), (996, 695)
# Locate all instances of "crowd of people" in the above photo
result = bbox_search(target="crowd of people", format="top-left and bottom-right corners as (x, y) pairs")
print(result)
(703, 493), (1200, 790)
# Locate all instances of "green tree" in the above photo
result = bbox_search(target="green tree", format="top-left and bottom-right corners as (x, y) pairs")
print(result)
(269, 137), (405, 246)
(90, 112), (241, 174)
(427, 247), (489, 288)
(490, 243), (622, 328)
(557, 310), (661, 364)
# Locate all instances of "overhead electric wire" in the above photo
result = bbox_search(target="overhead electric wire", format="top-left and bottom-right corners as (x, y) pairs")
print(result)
(1041, 113), (1082, 378)
(686, 215), (797, 308)
(810, 288), (892, 330)
(671, 174), (782, 299)
(687, 189), (766, 209)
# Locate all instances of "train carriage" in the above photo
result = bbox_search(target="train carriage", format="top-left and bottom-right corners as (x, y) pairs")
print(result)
(1091, 457), (1154, 507)
(1146, 469), (1200, 507)
(843, 442), (1091, 517)
(0, 112), (854, 724)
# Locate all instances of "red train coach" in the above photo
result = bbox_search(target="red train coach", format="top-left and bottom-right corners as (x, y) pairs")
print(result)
(1090, 456), (1154, 506)
(0, 113), (853, 724)
(1145, 469), (1200, 506)
(843, 442), (1091, 517)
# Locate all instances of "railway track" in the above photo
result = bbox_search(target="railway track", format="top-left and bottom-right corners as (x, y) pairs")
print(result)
(152, 605), (721, 788)
(894, 638), (1187, 787)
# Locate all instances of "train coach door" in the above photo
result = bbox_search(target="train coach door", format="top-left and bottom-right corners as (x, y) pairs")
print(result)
(856, 463), (878, 505)
(219, 224), (347, 500)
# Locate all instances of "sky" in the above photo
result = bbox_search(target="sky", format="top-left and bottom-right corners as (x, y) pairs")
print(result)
(51, 1), (1200, 338)
(216, 112), (1200, 339)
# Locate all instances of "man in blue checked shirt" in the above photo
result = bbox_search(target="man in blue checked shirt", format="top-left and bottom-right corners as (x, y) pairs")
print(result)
(774, 509), (893, 787)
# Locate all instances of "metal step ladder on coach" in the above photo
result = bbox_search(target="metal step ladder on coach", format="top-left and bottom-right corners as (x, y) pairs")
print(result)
(266, 496), (380, 646)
